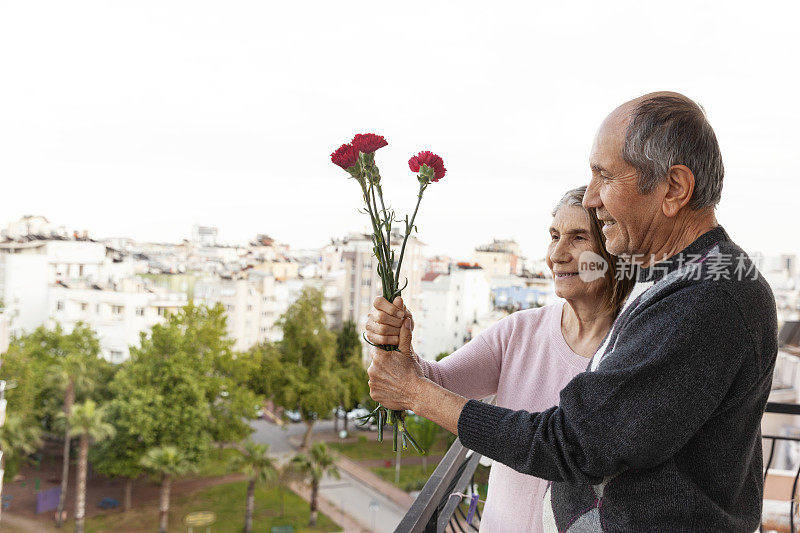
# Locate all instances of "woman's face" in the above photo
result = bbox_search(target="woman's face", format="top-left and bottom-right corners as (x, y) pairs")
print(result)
(546, 205), (608, 301)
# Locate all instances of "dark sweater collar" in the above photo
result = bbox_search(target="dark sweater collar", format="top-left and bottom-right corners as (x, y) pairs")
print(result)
(637, 226), (728, 283)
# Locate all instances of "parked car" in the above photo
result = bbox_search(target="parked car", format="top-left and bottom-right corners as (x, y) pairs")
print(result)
(347, 407), (370, 421)
(285, 409), (302, 423)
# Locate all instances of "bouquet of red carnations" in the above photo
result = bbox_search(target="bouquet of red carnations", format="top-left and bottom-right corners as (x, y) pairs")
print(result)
(331, 133), (446, 452)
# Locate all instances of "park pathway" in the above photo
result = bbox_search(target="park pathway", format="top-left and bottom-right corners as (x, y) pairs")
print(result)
(249, 418), (409, 532)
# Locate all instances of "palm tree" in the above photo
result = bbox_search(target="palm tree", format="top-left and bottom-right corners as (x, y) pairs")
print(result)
(0, 414), (42, 524)
(140, 446), (196, 533)
(48, 351), (96, 528)
(228, 440), (278, 533)
(67, 400), (114, 533)
(291, 442), (339, 526)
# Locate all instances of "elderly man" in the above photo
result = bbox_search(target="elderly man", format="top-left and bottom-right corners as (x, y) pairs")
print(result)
(366, 92), (777, 531)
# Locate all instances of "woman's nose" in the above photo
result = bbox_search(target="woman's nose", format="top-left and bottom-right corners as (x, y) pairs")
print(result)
(550, 239), (571, 263)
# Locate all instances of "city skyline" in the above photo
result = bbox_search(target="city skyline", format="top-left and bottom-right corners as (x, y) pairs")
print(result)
(1, 1), (798, 261)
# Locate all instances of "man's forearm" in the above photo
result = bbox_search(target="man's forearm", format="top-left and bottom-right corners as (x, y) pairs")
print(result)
(411, 378), (468, 434)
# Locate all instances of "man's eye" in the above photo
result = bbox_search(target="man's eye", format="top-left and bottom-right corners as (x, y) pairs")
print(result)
(550, 234), (559, 241)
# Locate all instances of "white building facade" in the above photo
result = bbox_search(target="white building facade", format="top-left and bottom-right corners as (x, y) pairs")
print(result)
(333, 232), (424, 344)
(194, 272), (344, 352)
(48, 279), (187, 363)
(415, 265), (492, 360)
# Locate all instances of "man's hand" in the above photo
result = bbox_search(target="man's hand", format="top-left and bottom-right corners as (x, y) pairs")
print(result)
(367, 317), (425, 411)
(366, 296), (414, 347)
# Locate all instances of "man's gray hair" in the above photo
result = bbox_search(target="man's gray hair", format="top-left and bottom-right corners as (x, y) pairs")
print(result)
(622, 96), (724, 210)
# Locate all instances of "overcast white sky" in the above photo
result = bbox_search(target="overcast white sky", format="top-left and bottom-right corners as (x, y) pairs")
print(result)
(1, 1), (798, 261)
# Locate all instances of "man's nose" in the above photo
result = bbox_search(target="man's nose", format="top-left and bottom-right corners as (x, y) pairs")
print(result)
(583, 176), (601, 209)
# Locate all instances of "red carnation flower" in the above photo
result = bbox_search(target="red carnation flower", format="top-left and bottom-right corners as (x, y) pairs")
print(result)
(331, 143), (359, 170)
(408, 151), (446, 182)
(351, 133), (388, 155)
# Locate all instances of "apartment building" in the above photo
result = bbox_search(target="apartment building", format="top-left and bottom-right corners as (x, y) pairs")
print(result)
(415, 264), (492, 360)
(332, 231), (424, 347)
(473, 239), (525, 279)
(49, 277), (187, 363)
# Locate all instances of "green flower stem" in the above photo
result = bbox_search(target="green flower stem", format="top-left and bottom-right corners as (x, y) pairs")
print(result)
(362, 182), (392, 298)
(353, 163), (426, 455)
(369, 183), (394, 296)
(394, 181), (427, 290)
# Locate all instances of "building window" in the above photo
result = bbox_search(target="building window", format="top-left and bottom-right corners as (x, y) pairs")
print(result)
(247, 305), (253, 311)
(112, 305), (124, 315)
(226, 305), (234, 312)
(109, 350), (124, 363)
(80, 302), (88, 312)
(135, 307), (145, 317)
(56, 301), (64, 311)
(361, 279), (371, 286)
(158, 307), (168, 317)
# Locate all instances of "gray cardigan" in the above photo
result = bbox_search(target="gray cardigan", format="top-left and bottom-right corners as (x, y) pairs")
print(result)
(458, 226), (777, 532)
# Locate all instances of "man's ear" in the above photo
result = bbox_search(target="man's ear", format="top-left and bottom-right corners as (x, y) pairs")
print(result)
(662, 164), (695, 218)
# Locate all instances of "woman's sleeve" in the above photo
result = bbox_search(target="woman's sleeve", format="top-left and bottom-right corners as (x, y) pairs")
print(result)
(416, 315), (513, 400)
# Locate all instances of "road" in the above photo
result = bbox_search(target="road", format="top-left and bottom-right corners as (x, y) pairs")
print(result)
(249, 418), (407, 532)
(248, 417), (337, 454)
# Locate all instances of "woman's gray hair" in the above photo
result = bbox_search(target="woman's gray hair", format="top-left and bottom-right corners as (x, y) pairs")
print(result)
(622, 96), (724, 210)
(552, 185), (587, 217)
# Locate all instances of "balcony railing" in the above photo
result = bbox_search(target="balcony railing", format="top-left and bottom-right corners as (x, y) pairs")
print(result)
(396, 437), (483, 532)
(399, 401), (800, 533)
(762, 401), (800, 533)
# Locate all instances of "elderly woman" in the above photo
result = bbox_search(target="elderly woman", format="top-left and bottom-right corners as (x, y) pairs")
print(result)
(365, 186), (633, 532)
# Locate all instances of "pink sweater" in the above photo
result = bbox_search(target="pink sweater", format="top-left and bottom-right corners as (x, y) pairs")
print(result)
(418, 302), (590, 532)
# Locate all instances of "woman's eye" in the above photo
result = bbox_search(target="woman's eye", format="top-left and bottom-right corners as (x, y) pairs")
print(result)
(574, 235), (585, 241)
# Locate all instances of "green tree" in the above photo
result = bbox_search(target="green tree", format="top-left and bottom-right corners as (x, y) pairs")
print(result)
(176, 304), (259, 445)
(334, 321), (368, 433)
(0, 335), (51, 426)
(243, 341), (283, 427)
(40, 323), (104, 528)
(102, 311), (214, 465)
(90, 404), (144, 513)
(291, 442), (339, 527)
(404, 416), (442, 472)
(273, 288), (340, 448)
(0, 414), (42, 522)
(67, 400), (115, 533)
(93, 303), (259, 510)
(140, 446), (196, 533)
(435, 351), (450, 362)
(228, 440), (278, 533)
(0, 413), (42, 480)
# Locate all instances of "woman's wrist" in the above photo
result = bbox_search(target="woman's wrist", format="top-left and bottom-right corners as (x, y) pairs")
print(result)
(411, 378), (468, 435)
